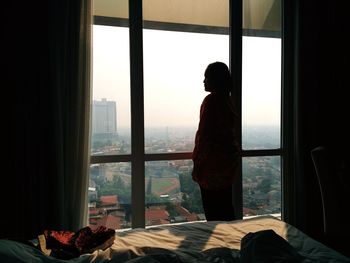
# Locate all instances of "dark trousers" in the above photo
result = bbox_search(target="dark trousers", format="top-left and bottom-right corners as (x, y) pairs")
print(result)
(200, 186), (236, 221)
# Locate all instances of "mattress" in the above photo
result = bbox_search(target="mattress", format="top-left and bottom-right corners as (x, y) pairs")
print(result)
(1, 215), (349, 262)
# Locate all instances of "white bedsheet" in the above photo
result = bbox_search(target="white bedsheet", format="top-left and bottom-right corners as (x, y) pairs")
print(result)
(1, 215), (349, 262)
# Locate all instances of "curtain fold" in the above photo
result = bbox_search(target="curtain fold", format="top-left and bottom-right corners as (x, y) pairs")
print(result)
(48, 0), (92, 231)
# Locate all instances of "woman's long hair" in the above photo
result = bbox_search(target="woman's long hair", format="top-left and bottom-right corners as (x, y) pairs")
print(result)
(206, 61), (240, 145)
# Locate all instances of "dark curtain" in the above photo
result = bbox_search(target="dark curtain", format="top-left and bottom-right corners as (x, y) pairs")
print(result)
(3, 0), (92, 239)
(286, 0), (350, 241)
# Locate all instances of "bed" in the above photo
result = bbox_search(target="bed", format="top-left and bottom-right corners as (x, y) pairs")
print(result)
(1, 215), (349, 262)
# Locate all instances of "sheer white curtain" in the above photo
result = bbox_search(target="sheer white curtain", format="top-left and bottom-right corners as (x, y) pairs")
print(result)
(72, 0), (92, 229)
(48, 0), (92, 231)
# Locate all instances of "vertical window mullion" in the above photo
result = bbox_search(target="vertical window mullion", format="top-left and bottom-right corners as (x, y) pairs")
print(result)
(229, 0), (243, 219)
(281, 0), (296, 224)
(129, 0), (145, 228)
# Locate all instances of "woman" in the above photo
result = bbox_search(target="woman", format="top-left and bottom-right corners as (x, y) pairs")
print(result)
(192, 61), (241, 221)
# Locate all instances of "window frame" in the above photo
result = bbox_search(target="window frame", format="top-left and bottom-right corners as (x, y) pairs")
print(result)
(90, 0), (285, 228)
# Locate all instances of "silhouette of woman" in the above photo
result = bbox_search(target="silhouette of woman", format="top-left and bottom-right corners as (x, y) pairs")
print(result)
(192, 61), (241, 221)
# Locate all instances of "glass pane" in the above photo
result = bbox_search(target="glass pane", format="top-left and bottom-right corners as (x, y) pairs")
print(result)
(145, 160), (204, 226)
(91, 24), (131, 155)
(143, 0), (229, 154)
(88, 163), (132, 229)
(242, 156), (281, 217)
(241, 36), (281, 150)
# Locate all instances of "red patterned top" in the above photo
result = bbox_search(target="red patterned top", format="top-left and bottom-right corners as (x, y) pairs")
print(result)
(192, 93), (241, 190)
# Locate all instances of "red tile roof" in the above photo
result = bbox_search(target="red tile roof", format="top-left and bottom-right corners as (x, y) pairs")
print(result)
(89, 208), (99, 215)
(175, 205), (191, 216)
(90, 214), (121, 230)
(100, 195), (118, 205)
(147, 218), (170, 225)
(243, 207), (257, 216)
(185, 214), (198, 222)
(145, 207), (169, 221)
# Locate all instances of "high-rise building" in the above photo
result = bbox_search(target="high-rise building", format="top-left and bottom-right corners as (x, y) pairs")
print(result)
(92, 98), (117, 142)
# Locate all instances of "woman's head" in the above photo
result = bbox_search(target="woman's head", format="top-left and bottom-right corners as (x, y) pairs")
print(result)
(204, 62), (232, 93)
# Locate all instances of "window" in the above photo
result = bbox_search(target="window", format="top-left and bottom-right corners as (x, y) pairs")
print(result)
(242, 36), (281, 217)
(89, 0), (282, 229)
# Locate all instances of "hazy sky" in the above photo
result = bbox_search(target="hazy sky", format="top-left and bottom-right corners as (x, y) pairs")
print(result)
(92, 25), (281, 128)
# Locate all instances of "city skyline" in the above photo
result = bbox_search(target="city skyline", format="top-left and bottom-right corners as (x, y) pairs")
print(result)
(88, 126), (281, 229)
(91, 97), (281, 132)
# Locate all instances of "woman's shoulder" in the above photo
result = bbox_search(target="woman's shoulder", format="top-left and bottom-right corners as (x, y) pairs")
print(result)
(203, 93), (214, 100)
(202, 93), (218, 105)
(203, 93), (231, 106)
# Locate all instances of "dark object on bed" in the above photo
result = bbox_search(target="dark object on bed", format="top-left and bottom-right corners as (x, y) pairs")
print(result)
(41, 225), (115, 259)
(240, 229), (305, 262)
